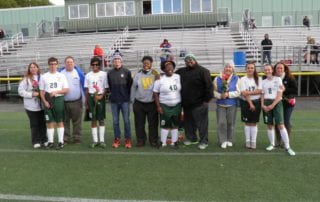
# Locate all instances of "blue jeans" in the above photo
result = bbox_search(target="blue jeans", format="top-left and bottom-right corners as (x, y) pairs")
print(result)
(111, 102), (131, 139)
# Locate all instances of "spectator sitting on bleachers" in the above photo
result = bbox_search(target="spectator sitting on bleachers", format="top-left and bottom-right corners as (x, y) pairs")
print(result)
(303, 16), (310, 30)
(160, 39), (172, 50)
(304, 37), (319, 64)
(160, 39), (174, 63)
(0, 28), (6, 39)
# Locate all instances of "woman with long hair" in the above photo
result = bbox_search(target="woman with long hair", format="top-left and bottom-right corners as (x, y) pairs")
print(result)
(239, 62), (262, 149)
(18, 62), (47, 148)
(261, 64), (295, 156)
(273, 62), (298, 146)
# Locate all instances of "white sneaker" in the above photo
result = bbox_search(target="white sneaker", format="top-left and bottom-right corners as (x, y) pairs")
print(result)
(227, 141), (233, 147)
(33, 143), (41, 149)
(251, 142), (256, 149)
(287, 148), (296, 156)
(245, 141), (251, 148)
(266, 145), (274, 151)
(198, 143), (208, 150)
(221, 142), (227, 149)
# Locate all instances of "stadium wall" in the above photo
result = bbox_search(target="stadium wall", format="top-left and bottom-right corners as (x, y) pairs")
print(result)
(0, 6), (64, 37)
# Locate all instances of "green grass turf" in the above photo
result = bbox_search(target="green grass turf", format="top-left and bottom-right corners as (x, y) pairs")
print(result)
(0, 109), (319, 201)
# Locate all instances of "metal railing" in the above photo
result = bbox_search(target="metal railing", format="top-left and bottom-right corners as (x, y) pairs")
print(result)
(239, 23), (259, 62)
(10, 32), (24, 48)
(0, 40), (9, 56)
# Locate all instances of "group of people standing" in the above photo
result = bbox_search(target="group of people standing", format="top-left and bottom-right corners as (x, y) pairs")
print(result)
(18, 53), (297, 156)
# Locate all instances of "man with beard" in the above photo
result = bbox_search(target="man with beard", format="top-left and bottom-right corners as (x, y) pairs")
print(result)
(175, 54), (213, 150)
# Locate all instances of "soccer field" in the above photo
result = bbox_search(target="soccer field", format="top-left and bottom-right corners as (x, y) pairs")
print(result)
(0, 105), (319, 202)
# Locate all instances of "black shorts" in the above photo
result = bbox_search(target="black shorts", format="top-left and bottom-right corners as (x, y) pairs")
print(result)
(240, 99), (261, 123)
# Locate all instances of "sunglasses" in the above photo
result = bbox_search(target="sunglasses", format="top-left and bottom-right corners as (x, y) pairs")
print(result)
(91, 63), (100, 66)
(49, 63), (58, 66)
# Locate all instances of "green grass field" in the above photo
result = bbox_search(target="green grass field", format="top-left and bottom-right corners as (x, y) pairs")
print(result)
(0, 107), (319, 202)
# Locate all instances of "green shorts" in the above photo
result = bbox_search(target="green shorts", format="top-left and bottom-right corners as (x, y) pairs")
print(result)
(88, 94), (106, 121)
(160, 103), (181, 128)
(262, 99), (283, 125)
(44, 96), (65, 123)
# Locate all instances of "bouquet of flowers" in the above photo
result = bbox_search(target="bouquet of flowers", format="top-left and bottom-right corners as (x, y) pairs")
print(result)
(221, 74), (230, 92)
(91, 84), (100, 120)
(32, 80), (39, 92)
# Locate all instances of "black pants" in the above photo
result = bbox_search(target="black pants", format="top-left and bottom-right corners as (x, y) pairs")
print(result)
(26, 110), (47, 145)
(133, 100), (158, 144)
(184, 103), (209, 144)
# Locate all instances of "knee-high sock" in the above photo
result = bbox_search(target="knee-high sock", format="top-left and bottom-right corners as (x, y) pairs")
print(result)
(251, 125), (258, 143)
(280, 128), (290, 149)
(267, 129), (275, 146)
(244, 125), (251, 143)
(171, 129), (179, 144)
(47, 128), (54, 143)
(91, 127), (98, 143)
(57, 127), (64, 143)
(99, 126), (105, 143)
(160, 129), (169, 145)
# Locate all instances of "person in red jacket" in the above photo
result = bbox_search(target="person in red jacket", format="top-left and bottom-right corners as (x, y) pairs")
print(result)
(93, 44), (106, 68)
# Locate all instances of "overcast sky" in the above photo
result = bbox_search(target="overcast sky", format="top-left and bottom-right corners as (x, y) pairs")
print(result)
(50, 0), (64, 5)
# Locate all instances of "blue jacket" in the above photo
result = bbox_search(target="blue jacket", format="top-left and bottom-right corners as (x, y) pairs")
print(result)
(216, 75), (238, 106)
(59, 65), (85, 93)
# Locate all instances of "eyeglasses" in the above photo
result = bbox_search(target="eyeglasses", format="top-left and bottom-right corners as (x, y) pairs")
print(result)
(49, 63), (58, 66)
(91, 63), (100, 66)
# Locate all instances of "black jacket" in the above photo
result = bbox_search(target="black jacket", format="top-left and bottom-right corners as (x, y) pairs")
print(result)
(261, 39), (273, 50)
(176, 64), (213, 109)
(282, 75), (297, 99)
(107, 67), (133, 103)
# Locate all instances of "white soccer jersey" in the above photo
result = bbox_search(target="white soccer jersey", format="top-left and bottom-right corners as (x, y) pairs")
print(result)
(153, 74), (181, 106)
(39, 72), (69, 94)
(240, 76), (262, 100)
(262, 76), (283, 99)
(84, 71), (108, 94)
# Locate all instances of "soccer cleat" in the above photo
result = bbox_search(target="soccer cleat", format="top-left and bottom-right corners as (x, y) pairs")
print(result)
(287, 148), (296, 156)
(57, 142), (64, 150)
(89, 142), (99, 148)
(266, 145), (274, 151)
(245, 141), (251, 149)
(112, 138), (121, 148)
(227, 141), (233, 147)
(99, 142), (106, 148)
(125, 138), (132, 149)
(46, 142), (54, 149)
(183, 140), (199, 146)
(198, 143), (208, 150)
(33, 143), (41, 149)
(221, 142), (228, 149)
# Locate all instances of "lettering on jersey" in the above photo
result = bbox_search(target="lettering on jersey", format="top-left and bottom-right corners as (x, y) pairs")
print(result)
(248, 86), (255, 91)
(169, 85), (178, 91)
(49, 82), (58, 88)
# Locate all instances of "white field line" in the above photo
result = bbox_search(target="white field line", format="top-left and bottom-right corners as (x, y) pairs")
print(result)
(0, 193), (179, 202)
(0, 148), (320, 156)
(1, 128), (320, 132)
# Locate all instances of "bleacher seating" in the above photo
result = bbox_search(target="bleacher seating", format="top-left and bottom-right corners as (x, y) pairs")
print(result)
(1, 26), (319, 78)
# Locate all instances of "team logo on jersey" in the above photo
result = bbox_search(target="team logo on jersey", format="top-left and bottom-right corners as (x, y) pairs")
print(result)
(141, 78), (153, 90)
